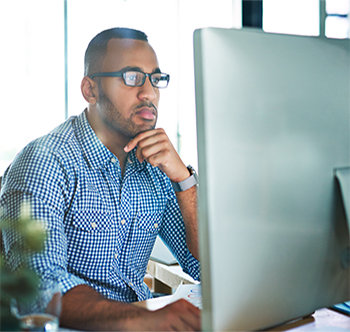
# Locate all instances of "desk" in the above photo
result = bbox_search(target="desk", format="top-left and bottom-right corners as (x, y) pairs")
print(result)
(134, 297), (350, 331)
(144, 260), (350, 331)
(146, 259), (197, 294)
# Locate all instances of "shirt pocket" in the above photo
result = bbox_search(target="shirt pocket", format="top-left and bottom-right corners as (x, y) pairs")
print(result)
(136, 211), (163, 234)
(72, 210), (115, 232)
(68, 210), (115, 280)
(130, 211), (163, 271)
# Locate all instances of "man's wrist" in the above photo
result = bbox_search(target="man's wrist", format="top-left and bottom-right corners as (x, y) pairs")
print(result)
(171, 165), (198, 192)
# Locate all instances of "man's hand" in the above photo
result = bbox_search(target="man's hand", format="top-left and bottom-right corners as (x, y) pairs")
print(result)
(124, 128), (189, 183)
(61, 285), (201, 331)
(132, 299), (201, 331)
(124, 128), (200, 260)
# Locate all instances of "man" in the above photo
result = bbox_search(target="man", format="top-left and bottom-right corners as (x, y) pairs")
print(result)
(1, 28), (201, 331)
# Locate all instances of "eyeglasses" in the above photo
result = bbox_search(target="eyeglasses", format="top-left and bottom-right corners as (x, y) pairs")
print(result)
(89, 70), (170, 89)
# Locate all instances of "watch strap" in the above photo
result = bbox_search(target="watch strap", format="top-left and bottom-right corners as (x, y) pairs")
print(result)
(171, 165), (198, 192)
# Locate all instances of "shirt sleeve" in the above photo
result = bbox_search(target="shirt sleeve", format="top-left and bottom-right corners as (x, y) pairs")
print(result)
(0, 140), (87, 294)
(158, 185), (201, 281)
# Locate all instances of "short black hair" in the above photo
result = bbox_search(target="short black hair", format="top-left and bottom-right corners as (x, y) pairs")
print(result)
(84, 27), (148, 77)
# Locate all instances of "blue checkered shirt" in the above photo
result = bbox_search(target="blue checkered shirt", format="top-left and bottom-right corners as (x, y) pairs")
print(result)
(1, 110), (200, 302)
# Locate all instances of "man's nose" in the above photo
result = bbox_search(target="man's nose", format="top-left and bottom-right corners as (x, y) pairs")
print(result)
(137, 76), (158, 101)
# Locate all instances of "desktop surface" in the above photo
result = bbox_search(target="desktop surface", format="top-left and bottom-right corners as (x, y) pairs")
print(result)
(134, 297), (350, 331)
(194, 28), (349, 331)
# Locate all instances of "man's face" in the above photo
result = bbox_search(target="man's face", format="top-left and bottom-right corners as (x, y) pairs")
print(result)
(95, 38), (161, 139)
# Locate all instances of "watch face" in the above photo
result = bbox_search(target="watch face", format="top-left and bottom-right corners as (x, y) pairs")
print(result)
(187, 165), (196, 175)
(187, 165), (198, 181)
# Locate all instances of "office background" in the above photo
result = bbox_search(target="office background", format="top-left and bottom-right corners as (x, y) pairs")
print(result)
(0, 0), (348, 176)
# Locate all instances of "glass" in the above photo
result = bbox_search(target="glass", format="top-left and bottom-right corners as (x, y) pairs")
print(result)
(11, 280), (61, 332)
(89, 70), (170, 88)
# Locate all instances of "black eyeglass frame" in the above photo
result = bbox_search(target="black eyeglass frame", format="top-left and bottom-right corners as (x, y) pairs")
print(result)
(89, 70), (170, 88)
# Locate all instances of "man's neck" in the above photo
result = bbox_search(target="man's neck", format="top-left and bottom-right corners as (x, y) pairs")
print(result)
(85, 108), (129, 175)
(104, 140), (128, 176)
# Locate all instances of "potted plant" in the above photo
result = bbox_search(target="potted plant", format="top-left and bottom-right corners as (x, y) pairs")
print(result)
(0, 202), (46, 330)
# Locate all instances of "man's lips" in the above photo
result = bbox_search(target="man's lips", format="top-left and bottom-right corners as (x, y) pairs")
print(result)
(136, 107), (156, 120)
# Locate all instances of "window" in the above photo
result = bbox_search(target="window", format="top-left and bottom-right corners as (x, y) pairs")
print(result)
(263, 0), (320, 36)
(0, 0), (236, 176)
(263, 0), (350, 38)
(325, 0), (350, 38)
(0, 0), (65, 175)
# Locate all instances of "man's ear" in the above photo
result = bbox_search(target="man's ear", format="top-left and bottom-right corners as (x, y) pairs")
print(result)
(81, 76), (98, 104)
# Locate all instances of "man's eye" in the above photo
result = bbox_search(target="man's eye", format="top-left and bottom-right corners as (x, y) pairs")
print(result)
(152, 74), (162, 84)
(125, 72), (145, 86)
(127, 74), (137, 81)
(152, 77), (160, 84)
(125, 72), (139, 85)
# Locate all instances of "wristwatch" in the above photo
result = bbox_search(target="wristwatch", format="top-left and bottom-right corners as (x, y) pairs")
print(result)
(171, 165), (198, 192)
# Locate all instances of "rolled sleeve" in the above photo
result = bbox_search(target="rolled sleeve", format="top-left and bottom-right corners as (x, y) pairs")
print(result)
(0, 142), (85, 295)
(159, 189), (201, 282)
(0, 111), (200, 301)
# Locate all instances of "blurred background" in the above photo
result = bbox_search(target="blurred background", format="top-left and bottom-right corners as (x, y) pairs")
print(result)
(0, 0), (349, 175)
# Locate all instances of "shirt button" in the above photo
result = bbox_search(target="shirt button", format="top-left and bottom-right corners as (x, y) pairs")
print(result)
(127, 157), (133, 163)
(154, 223), (158, 229)
(91, 222), (97, 229)
(129, 282), (133, 287)
(114, 253), (118, 259)
(121, 219), (126, 225)
(111, 157), (117, 163)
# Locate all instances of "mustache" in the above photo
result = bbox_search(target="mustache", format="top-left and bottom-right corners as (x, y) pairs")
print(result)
(135, 101), (158, 113)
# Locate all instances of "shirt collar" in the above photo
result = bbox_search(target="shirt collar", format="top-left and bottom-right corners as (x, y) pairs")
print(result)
(126, 148), (148, 173)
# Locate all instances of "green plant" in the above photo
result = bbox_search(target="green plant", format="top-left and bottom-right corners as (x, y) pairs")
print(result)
(0, 201), (46, 331)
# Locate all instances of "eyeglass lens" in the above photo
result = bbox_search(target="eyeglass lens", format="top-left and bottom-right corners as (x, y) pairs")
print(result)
(124, 71), (168, 88)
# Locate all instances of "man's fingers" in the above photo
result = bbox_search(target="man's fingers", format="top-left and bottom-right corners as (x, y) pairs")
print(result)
(124, 136), (141, 153)
(136, 139), (169, 165)
(179, 301), (201, 331)
(123, 128), (187, 181)
(169, 300), (201, 331)
(124, 128), (165, 153)
(125, 129), (168, 164)
(152, 299), (201, 331)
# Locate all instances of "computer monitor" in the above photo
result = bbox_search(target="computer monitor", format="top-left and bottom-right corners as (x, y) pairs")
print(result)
(193, 27), (349, 331)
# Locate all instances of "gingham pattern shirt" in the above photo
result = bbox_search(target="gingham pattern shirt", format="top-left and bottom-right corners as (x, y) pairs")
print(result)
(1, 110), (200, 302)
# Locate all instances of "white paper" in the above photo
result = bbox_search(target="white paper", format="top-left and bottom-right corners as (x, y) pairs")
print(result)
(171, 283), (202, 309)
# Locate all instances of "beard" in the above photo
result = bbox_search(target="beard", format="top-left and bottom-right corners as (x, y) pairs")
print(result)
(98, 82), (157, 138)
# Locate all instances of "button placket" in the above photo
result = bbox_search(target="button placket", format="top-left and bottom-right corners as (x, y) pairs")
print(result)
(106, 155), (122, 185)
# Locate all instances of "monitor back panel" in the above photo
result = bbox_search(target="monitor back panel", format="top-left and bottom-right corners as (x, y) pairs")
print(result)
(194, 28), (349, 331)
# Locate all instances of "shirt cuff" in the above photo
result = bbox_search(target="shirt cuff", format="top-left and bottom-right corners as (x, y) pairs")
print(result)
(56, 272), (88, 295)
